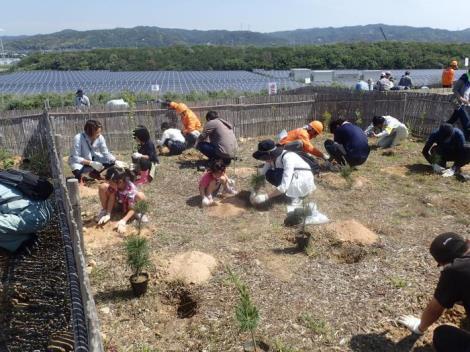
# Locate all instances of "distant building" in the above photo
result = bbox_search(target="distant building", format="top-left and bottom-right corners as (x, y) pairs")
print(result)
(290, 68), (312, 82)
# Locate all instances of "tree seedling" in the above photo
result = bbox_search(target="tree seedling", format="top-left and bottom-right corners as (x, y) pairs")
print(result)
(125, 235), (151, 280)
(227, 268), (260, 352)
(250, 172), (266, 192)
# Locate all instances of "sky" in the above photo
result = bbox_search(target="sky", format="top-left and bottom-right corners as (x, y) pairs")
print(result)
(1, 0), (470, 36)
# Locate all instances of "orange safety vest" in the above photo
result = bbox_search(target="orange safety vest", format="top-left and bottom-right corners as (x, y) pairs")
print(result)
(442, 68), (455, 87)
(279, 128), (323, 158)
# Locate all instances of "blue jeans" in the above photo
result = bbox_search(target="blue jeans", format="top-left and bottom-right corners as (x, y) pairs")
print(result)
(448, 107), (470, 141)
(197, 142), (232, 165)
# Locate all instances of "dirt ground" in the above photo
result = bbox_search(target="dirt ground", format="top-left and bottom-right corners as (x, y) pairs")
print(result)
(79, 136), (470, 352)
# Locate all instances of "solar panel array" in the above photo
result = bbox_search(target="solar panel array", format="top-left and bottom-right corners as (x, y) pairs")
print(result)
(0, 69), (465, 95)
(0, 70), (303, 95)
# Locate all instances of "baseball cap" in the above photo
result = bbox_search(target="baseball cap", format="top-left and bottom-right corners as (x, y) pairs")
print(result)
(430, 232), (468, 264)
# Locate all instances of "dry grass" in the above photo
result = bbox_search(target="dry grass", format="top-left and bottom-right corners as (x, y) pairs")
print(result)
(80, 135), (470, 351)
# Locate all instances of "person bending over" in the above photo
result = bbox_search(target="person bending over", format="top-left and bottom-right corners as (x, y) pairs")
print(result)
(422, 123), (470, 178)
(364, 115), (409, 148)
(96, 166), (147, 234)
(157, 122), (187, 156)
(399, 232), (470, 352)
(165, 101), (202, 148)
(279, 121), (328, 160)
(325, 118), (370, 167)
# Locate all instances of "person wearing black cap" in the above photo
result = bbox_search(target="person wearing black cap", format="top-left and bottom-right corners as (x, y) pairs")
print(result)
(251, 139), (315, 205)
(132, 125), (159, 186)
(422, 123), (470, 177)
(398, 232), (470, 352)
(75, 89), (90, 111)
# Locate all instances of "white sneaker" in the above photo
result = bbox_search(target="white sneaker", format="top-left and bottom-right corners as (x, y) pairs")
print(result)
(304, 203), (329, 225)
(95, 209), (107, 222)
(135, 213), (149, 223)
(202, 196), (214, 207)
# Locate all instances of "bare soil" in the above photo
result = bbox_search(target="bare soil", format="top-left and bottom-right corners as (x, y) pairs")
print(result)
(79, 137), (470, 352)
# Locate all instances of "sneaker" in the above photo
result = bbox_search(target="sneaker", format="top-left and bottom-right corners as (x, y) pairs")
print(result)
(202, 196), (214, 207)
(442, 167), (456, 178)
(95, 209), (107, 222)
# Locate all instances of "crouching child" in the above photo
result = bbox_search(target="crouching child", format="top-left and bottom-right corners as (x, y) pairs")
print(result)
(96, 166), (147, 234)
(132, 125), (159, 186)
(199, 160), (236, 207)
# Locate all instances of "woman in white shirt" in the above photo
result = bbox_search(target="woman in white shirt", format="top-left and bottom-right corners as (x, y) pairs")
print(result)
(364, 115), (409, 148)
(251, 139), (315, 204)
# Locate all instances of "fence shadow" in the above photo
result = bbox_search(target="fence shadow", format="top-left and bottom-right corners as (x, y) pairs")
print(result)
(349, 332), (433, 352)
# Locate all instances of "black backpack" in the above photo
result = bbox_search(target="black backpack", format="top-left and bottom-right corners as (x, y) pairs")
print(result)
(0, 169), (54, 203)
(281, 151), (321, 176)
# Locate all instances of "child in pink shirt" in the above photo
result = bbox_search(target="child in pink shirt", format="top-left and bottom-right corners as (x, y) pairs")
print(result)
(199, 161), (236, 207)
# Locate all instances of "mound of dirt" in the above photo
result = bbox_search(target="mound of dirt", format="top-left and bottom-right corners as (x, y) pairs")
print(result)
(324, 219), (378, 245)
(83, 220), (154, 250)
(380, 166), (408, 177)
(206, 193), (250, 218)
(166, 251), (217, 285)
(177, 149), (203, 161)
(318, 173), (349, 189)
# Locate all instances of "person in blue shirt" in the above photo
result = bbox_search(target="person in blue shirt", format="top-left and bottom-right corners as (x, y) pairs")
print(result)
(0, 183), (53, 252)
(324, 118), (370, 167)
(422, 123), (470, 177)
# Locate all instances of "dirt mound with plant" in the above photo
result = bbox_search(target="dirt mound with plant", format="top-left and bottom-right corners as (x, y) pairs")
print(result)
(206, 192), (250, 218)
(166, 251), (217, 285)
(177, 149), (203, 161)
(323, 219), (378, 245)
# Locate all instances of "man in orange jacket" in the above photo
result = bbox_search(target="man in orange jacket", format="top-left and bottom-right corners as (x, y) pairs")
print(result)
(442, 60), (458, 88)
(167, 101), (202, 148)
(279, 121), (328, 159)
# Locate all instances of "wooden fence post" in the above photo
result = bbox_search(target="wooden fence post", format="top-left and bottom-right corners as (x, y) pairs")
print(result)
(66, 178), (85, 256)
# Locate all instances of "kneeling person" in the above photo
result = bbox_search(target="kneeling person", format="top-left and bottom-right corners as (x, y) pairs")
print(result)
(325, 118), (370, 167)
(132, 125), (159, 186)
(365, 115), (409, 148)
(199, 160), (236, 207)
(157, 122), (187, 156)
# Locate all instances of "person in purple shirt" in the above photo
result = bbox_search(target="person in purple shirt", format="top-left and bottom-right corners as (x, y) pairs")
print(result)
(324, 118), (370, 167)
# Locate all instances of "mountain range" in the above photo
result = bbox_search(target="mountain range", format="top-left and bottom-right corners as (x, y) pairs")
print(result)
(3, 24), (470, 51)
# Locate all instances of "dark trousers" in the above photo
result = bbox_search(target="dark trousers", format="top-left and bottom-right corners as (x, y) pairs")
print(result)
(265, 168), (284, 187)
(164, 140), (186, 156)
(433, 325), (470, 352)
(185, 133), (198, 149)
(324, 139), (368, 167)
(447, 107), (470, 141)
(197, 142), (232, 165)
(431, 144), (470, 169)
(72, 162), (114, 181)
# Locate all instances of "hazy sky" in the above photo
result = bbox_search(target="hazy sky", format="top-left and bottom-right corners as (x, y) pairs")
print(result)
(1, 0), (469, 36)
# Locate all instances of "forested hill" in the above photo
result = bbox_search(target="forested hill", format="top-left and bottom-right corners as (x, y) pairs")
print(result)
(4, 24), (470, 51)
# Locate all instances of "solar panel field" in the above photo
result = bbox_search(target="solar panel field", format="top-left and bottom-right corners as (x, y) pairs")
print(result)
(0, 69), (465, 95)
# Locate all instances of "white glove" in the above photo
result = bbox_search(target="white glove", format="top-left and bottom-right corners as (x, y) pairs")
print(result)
(97, 213), (110, 225)
(114, 160), (128, 168)
(115, 220), (127, 234)
(398, 315), (423, 335)
(201, 196), (214, 207)
(132, 152), (143, 159)
(90, 161), (104, 172)
(323, 153), (330, 160)
(442, 167), (456, 178)
(432, 164), (445, 174)
(253, 194), (269, 205)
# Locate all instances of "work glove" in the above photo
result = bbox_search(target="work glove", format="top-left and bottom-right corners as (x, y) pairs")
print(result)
(398, 315), (423, 335)
(252, 194), (269, 205)
(323, 153), (330, 161)
(132, 152), (143, 159)
(201, 196), (214, 207)
(442, 167), (456, 178)
(115, 220), (127, 234)
(432, 164), (445, 174)
(97, 213), (111, 225)
(90, 161), (104, 172)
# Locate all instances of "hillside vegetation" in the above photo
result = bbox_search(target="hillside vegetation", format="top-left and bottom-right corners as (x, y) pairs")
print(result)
(3, 24), (470, 51)
(15, 42), (470, 71)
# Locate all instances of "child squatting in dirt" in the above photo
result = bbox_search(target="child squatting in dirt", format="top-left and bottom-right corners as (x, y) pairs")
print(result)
(96, 166), (147, 233)
(199, 160), (236, 207)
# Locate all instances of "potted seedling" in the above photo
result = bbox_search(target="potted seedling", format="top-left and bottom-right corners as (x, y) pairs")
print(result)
(250, 172), (266, 193)
(125, 235), (151, 296)
(133, 200), (150, 236)
(228, 268), (269, 352)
